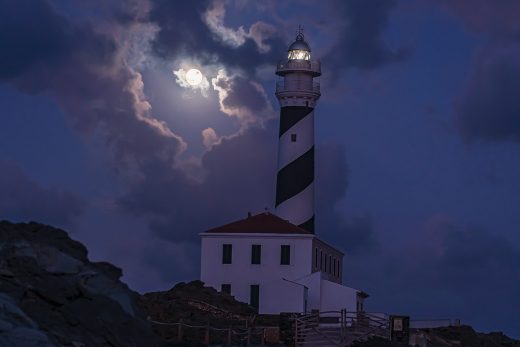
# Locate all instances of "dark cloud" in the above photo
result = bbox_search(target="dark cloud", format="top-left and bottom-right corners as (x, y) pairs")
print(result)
(0, 161), (84, 226)
(0, 0), (75, 79)
(456, 46), (520, 143)
(149, 0), (286, 74)
(118, 121), (278, 242)
(438, 1), (520, 143)
(439, 0), (520, 40)
(0, 0), (116, 85)
(218, 76), (267, 112)
(316, 143), (378, 253)
(0, 0), (185, 172)
(323, 0), (412, 71)
(346, 216), (520, 333)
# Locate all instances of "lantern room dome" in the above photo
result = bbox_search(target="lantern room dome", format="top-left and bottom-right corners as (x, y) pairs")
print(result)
(288, 38), (311, 52)
(287, 32), (311, 61)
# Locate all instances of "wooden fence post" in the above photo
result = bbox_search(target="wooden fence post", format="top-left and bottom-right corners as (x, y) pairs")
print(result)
(227, 328), (232, 346)
(204, 325), (210, 346)
(177, 320), (183, 343)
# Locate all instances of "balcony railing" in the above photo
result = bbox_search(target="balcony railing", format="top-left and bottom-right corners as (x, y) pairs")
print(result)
(276, 60), (321, 75)
(276, 80), (320, 94)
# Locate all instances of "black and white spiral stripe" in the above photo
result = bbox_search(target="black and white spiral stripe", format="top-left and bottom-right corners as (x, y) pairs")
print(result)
(275, 105), (315, 233)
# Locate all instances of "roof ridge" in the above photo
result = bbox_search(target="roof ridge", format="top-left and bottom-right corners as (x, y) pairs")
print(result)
(204, 212), (311, 235)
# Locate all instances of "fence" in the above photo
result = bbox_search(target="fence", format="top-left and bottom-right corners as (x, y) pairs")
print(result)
(293, 310), (390, 346)
(410, 319), (456, 329)
(149, 318), (279, 346)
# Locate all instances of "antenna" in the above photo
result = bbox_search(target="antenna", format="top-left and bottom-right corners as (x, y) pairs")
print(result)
(296, 25), (304, 40)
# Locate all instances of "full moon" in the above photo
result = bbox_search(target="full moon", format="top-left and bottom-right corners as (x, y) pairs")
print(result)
(185, 68), (203, 86)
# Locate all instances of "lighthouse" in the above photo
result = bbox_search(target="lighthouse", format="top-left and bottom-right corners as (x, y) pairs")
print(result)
(200, 29), (369, 316)
(275, 29), (321, 233)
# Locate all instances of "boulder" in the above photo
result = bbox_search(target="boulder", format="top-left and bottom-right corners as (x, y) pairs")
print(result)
(0, 221), (161, 347)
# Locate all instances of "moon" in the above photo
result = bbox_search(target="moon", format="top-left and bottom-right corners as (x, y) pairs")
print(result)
(185, 68), (203, 86)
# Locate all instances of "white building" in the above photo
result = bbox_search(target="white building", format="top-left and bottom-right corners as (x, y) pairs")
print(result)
(200, 30), (368, 315)
(200, 212), (368, 314)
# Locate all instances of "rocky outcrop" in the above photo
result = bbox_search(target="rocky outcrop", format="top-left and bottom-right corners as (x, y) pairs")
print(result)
(0, 221), (160, 347)
(140, 280), (257, 327)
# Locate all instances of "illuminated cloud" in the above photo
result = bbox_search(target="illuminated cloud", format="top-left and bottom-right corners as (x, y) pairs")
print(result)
(203, 0), (276, 53)
(202, 127), (219, 149)
(211, 68), (274, 130)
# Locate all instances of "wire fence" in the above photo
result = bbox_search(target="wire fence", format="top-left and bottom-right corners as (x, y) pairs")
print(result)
(148, 318), (280, 346)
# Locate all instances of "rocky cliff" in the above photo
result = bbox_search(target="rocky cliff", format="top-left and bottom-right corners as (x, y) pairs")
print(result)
(0, 221), (160, 347)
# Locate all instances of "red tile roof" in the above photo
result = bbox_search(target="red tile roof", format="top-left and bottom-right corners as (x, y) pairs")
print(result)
(204, 212), (312, 235)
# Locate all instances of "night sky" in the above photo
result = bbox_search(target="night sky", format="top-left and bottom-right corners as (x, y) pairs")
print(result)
(1, 0), (520, 337)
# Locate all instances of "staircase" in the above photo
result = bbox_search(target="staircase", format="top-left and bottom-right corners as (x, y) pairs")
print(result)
(294, 310), (389, 347)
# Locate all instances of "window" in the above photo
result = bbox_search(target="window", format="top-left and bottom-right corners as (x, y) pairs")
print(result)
(324, 253), (327, 272)
(251, 244), (261, 264)
(291, 134), (297, 142)
(280, 245), (291, 265)
(288, 49), (310, 61)
(222, 244), (232, 264)
(314, 248), (318, 269)
(329, 255), (332, 274)
(221, 284), (231, 294)
(320, 250), (323, 270)
(250, 285), (260, 311)
(333, 259), (336, 277)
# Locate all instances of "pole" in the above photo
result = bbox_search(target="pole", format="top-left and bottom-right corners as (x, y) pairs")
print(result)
(178, 320), (183, 343)
(204, 325), (210, 346)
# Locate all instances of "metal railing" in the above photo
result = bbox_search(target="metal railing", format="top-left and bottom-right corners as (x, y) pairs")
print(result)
(293, 310), (390, 346)
(276, 60), (321, 75)
(276, 80), (320, 94)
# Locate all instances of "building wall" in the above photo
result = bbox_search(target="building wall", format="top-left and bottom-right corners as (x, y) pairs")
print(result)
(320, 280), (359, 313)
(311, 238), (344, 283)
(200, 233), (314, 314)
(294, 271), (322, 311)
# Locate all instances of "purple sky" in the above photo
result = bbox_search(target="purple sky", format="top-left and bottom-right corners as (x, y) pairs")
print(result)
(1, 0), (520, 337)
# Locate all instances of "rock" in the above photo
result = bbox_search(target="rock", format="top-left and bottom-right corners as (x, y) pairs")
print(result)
(0, 220), (161, 347)
(0, 292), (57, 346)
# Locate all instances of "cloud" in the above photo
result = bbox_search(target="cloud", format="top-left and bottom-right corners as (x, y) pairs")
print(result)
(315, 143), (378, 254)
(439, 0), (520, 39)
(202, 0), (276, 53)
(201, 127), (219, 149)
(0, 0), (187, 174)
(456, 45), (520, 143)
(0, 0), (78, 79)
(212, 69), (275, 130)
(322, 0), (412, 71)
(0, 161), (85, 226)
(118, 121), (278, 243)
(345, 214), (520, 333)
(148, 0), (285, 74)
(438, 1), (520, 143)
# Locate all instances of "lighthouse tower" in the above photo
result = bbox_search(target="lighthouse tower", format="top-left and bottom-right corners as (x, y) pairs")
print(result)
(275, 29), (321, 233)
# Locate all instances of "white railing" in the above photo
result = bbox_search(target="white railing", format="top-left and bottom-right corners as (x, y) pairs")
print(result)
(410, 319), (453, 329)
(276, 60), (321, 74)
(293, 310), (390, 346)
(276, 81), (320, 94)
